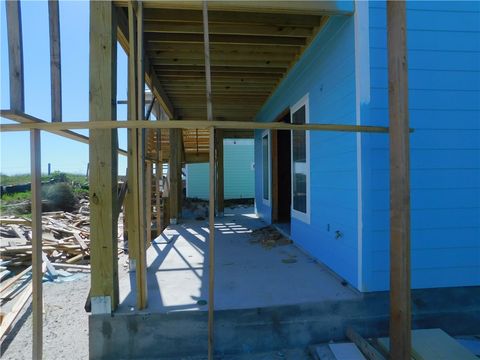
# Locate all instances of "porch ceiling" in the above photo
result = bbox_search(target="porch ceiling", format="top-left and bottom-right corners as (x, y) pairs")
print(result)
(115, 2), (328, 122)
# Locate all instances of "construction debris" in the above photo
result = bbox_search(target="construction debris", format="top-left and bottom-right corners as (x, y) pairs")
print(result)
(249, 226), (292, 248)
(0, 203), (97, 339)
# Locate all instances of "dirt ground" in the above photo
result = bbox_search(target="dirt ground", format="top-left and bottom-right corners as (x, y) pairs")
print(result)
(1, 273), (90, 360)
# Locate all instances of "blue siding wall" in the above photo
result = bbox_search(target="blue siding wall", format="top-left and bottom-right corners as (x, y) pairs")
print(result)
(361, 1), (480, 291)
(254, 16), (360, 288)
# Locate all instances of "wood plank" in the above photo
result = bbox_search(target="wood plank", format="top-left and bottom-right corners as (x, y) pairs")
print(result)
(215, 129), (224, 215)
(31, 129), (43, 360)
(387, 2), (411, 359)
(154, 65), (286, 74)
(5, 0), (24, 112)
(168, 129), (182, 223)
(151, 57), (290, 68)
(0, 117), (392, 133)
(138, 8), (325, 26)
(0, 283), (32, 339)
(48, 0), (62, 122)
(329, 343), (366, 360)
(377, 329), (477, 360)
(135, 1), (148, 310)
(88, 1), (119, 312)
(146, 161), (152, 244)
(0, 265), (32, 294)
(0, 110), (127, 156)
(146, 33), (305, 46)
(346, 327), (386, 360)
(144, 21), (313, 37)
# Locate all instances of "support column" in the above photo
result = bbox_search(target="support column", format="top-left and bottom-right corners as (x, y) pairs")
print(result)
(146, 161), (152, 244)
(48, 0), (62, 122)
(155, 129), (163, 236)
(215, 129), (224, 216)
(135, 1), (148, 310)
(387, 1), (411, 359)
(169, 128), (182, 224)
(31, 129), (42, 360)
(89, 1), (119, 313)
(6, 0), (24, 112)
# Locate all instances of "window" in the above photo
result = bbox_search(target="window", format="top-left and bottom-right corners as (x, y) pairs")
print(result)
(291, 95), (310, 222)
(262, 131), (270, 204)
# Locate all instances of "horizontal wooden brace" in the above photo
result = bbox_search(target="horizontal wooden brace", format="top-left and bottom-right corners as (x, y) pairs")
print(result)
(0, 111), (395, 133)
(0, 110), (129, 155)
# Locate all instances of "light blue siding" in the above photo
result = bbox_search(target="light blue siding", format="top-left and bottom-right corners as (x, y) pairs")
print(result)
(186, 139), (254, 200)
(361, 1), (480, 291)
(254, 16), (360, 288)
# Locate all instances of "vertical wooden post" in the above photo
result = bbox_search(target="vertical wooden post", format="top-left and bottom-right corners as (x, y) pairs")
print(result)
(387, 2), (411, 359)
(169, 128), (181, 224)
(208, 125), (215, 360)
(216, 129), (224, 216)
(203, 2), (215, 359)
(146, 161), (152, 245)
(155, 129), (162, 235)
(126, 1), (139, 267)
(136, 0), (148, 310)
(6, 0), (24, 112)
(31, 129), (42, 359)
(89, 1), (119, 313)
(48, 0), (62, 122)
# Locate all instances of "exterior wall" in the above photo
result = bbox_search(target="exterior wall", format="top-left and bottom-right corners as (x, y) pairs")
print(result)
(361, 1), (480, 291)
(186, 139), (254, 200)
(254, 16), (360, 288)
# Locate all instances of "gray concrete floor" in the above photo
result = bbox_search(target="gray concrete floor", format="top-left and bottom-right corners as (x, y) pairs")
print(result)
(117, 207), (359, 313)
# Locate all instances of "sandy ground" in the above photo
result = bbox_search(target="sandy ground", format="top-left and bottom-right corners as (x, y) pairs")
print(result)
(1, 273), (90, 360)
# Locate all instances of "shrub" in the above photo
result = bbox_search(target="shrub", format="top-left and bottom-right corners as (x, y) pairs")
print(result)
(44, 182), (77, 212)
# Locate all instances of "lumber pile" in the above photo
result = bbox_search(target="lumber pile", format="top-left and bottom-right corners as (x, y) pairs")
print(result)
(0, 210), (93, 338)
(0, 211), (91, 270)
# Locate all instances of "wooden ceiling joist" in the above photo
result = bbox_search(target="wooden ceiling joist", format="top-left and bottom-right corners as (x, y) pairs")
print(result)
(114, 2), (330, 123)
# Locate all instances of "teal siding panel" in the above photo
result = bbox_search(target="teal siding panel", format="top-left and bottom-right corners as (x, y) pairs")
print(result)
(186, 140), (254, 200)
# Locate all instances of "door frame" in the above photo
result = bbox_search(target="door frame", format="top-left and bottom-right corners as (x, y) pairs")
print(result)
(271, 107), (290, 223)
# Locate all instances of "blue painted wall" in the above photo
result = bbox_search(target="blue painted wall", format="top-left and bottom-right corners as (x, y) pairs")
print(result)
(254, 16), (361, 288)
(186, 139), (254, 200)
(361, 1), (480, 291)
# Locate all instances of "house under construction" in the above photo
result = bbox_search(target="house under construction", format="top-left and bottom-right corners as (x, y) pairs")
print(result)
(1, 0), (479, 359)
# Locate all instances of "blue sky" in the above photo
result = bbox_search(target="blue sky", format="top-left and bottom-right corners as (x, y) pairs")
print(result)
(1, 1), (130, 175)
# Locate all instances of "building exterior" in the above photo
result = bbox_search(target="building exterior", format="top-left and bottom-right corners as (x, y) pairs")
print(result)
(186, 139), (254, 200)
(254, 1), (480, 292)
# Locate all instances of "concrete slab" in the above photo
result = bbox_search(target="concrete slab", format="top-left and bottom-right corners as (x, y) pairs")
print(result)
(117, 207), (358, 313)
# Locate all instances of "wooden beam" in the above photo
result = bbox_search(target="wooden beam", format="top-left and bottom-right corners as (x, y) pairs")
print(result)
(5, 0), (24, 112)
(150, 57), (290, 69)
(129, 7), (327, 25)
(168, 128), (182, 223)
(387, 2), (411, 360)
(135, 0), (148, 310)
(126, 0), (139, 269)
(31, 129), (42, 360)
(155, 129), (162, 236)
(88, 1), (119, 313)
(146, 33), (305, 46)
(48, 0), (62, 122)
(215, 129), (224, 216)
(144, 21), (313, 38)
(153, 65), (286, 74)
(203, 3), (216, 359)
(146, 161), (152, 244)
(0, 117), (393, 133)
(0, 110), (127, 155)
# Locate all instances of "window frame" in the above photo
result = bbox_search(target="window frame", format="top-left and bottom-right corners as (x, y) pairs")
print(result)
(261, 129), (271, 206)
(290, 94), (311, 224)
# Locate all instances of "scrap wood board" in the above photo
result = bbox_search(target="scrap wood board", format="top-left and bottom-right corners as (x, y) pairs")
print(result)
(377, 328), (478, 360)
(310, 343), (366, 360)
